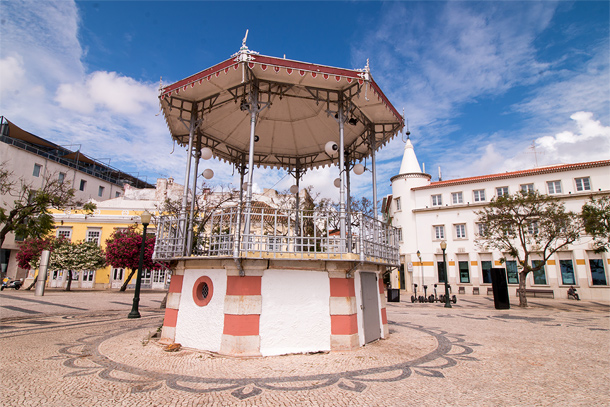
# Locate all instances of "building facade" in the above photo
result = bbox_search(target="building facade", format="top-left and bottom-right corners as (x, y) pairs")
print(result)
(387, 138), (610, 301)
(0, 117), (153, 281)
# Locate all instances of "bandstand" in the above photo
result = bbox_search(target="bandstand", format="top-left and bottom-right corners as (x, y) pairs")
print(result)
(155, 37), (403, 356)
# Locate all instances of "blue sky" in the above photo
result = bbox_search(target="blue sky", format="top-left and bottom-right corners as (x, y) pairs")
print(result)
(1, 1), (608, 202)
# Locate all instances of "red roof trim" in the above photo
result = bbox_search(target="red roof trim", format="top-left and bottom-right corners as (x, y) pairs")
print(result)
(162, 57), (236, 95)
(253, 55), (362, 78)
(413, 160), (610, 190)
(160, 54), (404, 122)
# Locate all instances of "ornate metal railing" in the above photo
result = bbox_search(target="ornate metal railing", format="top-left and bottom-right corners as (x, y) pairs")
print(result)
(153, 208), (399, 266)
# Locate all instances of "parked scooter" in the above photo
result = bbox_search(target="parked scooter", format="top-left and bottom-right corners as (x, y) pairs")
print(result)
(412, 284), (430, 303)
(411, 283), (419, 303)
(1, 278), (23, 290)
(433, 283), (457, 304)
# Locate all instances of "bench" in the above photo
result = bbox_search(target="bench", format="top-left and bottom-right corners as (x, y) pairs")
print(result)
(516, 288), (554, 299)
(472, 287), (480, 295)
(487, 287), (494, 295)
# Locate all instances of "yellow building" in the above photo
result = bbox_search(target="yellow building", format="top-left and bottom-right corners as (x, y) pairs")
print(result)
(25, 182), (175, 290)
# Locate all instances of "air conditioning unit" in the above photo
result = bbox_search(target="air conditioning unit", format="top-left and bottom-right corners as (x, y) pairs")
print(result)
(458, 247), (466, 253)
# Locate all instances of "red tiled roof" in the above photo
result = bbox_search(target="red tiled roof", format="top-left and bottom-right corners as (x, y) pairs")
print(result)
(412, 160), (610, 190)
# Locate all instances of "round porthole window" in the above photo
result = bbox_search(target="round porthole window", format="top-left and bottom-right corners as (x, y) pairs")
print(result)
(192, 276), (213, 306)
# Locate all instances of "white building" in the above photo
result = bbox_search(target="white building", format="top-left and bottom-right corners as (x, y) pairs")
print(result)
(386, 137), (610, 301)
(0, 117), (153, 281)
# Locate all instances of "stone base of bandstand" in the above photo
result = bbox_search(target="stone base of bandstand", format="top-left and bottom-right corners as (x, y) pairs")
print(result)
(160, 258), (389, 357)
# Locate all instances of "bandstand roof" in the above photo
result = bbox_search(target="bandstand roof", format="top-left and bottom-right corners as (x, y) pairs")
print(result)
(160, 50), (403, 171)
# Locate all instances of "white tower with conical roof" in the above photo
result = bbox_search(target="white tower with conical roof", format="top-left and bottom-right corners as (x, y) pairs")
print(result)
(389, 137), (431, 291)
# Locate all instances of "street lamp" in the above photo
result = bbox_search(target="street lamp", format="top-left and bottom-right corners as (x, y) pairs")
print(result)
(440, 240), (451, 308)
(128, 210), (152, 319)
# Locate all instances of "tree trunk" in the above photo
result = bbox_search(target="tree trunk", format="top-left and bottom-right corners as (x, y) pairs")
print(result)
(65, 270), (72, 291)
(25, 274), (38, 290)
(518, 270), (528, 307)
(120, 268), (136, 292)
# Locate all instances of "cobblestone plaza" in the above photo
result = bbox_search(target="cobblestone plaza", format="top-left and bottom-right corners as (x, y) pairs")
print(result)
(1, 290), (608, 406)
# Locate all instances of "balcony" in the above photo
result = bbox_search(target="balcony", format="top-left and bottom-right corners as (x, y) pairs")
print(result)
(153, 207), (399, 266)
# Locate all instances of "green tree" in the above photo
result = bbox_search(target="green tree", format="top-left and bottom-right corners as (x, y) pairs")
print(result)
(581, 196), (610, 253)
(0, 163), (95, 248)
(476, 191), (581, 307)
(31, 240), (106, 291)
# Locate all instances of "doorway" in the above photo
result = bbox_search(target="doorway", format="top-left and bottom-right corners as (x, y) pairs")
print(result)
(360, 272), (381, 344)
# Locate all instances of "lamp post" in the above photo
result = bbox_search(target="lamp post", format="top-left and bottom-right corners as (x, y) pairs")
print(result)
(440, 240), (451, 308)
(128, 210), (152, 319)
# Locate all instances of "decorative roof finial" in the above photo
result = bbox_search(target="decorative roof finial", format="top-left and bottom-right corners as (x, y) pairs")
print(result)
(241, 29), (249, 50)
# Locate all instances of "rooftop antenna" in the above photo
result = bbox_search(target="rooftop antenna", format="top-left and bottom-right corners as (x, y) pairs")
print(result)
(527, 141), (544, 167)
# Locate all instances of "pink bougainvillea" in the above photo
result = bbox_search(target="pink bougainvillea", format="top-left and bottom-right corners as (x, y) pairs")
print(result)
(105, 226), (161, 271)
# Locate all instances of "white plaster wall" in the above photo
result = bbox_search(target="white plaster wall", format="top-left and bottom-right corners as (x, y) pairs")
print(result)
(174, 269), (227, 352)
(259, 269), (331, 356)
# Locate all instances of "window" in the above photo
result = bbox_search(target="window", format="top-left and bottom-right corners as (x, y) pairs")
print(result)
(452, 192), (463, 204)
(547, 180), (562, 194)
(532, 260), (547, 285)
(455, 224), (466, 239)
(115, 191), (121, 197)
(496, 186), (509, 197)
(520, 184), (535, 193)
(482, 261), (492, 284)
(398, 227), (403, 241)
(83, 270), (94, 282)
(87, 229), (101, 245)
(79, 179), (87, 191)
(459, 261), (470, 283)
(434, 225), (445, 240)
(476, 223), (488, 237)
(395, 197), (401, 211)
(113, 268), (124, 281)
(58, 172), (65, 184)
(431, 194), (442, 206)
(526, 221), (539, 236)
(437, 260), (447, 283)
(33, 164), (42, 177)
(575, 177), (591, 192)
(473, 189), (486, 202)
(57, 229), (71, 240)
(98, 186), (105, 197)
(589, 259), (607, 285)
(506, 260), (519, 284)
(559, 260), (576, 285)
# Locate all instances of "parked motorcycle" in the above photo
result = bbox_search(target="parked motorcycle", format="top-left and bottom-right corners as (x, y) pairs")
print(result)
(1, 279), (23, 290)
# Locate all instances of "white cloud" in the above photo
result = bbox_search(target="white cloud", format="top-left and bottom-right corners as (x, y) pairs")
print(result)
(0, 55), (26, 95)
(55, 71), (159, 115)
(0, 1), (181, 184)
(533, 111), (610, 164)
